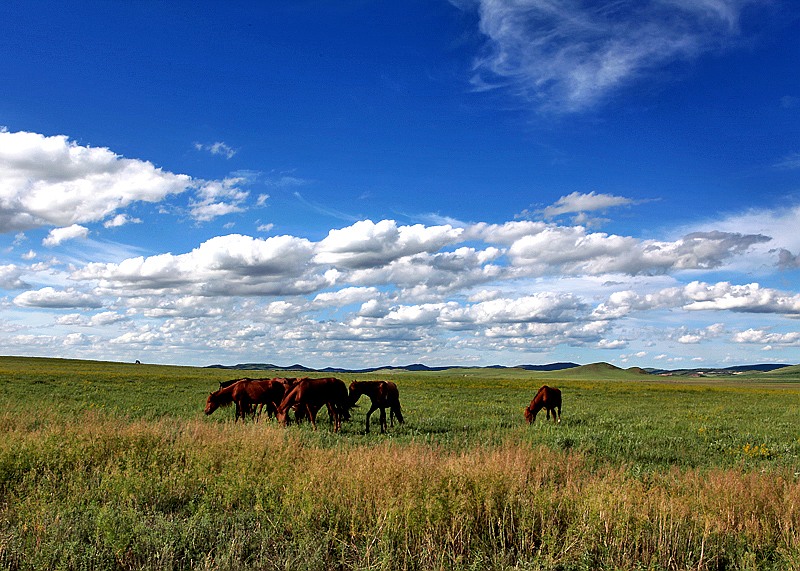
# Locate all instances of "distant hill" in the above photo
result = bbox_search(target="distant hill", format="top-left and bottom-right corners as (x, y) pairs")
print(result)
(758, 364), (800, 376)
(555, 362), (623, 377)
(645, 364), (792, 376)
(206, 362), (580, 373)
(206, 360), (796, 377)
(626, 366), (650, 375)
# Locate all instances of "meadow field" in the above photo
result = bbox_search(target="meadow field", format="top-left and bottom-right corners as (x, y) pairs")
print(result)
(0, 356), (798, 570)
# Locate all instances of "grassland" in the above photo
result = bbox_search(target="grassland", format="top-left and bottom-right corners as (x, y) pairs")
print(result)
(0, 356), (798, 570)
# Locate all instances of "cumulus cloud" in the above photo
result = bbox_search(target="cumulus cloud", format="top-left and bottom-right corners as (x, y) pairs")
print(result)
(104, 214), (142, 228)
(0, 130), (249, 233)
(459, 0), (758, 113)
(312, 287), (380, 309)
(73, 233), (319, 296)
(676, 323), (725, 344)
(732, 329), (800, 346)
(314, 220), (464, 269)
(4, 203), (793, 367)
(683, 281), (800, 315)
(189, 178), (249, 222)
(0, 264), (28, 289)
(14, 287), (103, 309)
(507, 227), (768, 276)
(43, 224), (89, 247)
(593, 281), (800, 320)
(0, 130), (191, 232)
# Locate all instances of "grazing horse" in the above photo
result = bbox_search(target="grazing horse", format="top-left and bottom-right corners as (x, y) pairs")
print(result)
(205, 378), (285, 422)
(524, 385), (562, 424)
(275, 377), (349, 432)
(348, 380), (404, 434)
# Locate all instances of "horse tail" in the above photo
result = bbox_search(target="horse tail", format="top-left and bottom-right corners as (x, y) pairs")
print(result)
(391, 402), (404, 424)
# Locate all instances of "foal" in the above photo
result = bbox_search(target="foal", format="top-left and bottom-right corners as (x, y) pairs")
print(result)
(348, 380), (404, 434)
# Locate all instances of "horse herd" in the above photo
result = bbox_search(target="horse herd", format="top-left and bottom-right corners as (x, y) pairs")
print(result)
(204, 376), (562, 433)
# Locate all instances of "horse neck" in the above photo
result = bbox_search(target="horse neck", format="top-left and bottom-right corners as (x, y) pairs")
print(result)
(214, 385), (236, 405)
(277, 385), (301, 413)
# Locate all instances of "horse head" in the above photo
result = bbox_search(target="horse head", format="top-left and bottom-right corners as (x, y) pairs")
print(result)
(204, 392), (219, 415)
(523, 405), (534, 424)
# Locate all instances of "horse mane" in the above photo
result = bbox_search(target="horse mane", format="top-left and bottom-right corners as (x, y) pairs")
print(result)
(209, 383), (238, 408)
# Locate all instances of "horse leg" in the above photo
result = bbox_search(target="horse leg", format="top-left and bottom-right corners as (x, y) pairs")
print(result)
(379, 407), (387, 433)
(365, 404), (378, 434)
(557, 405), (562, 423)
(306, 404), (317, 430)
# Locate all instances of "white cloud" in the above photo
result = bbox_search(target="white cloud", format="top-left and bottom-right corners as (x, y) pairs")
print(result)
(73, 233), (319, 296)
(314, 219), (464, 269)
(14, 286), (103, 309)
(104, 214), (142, 228)
(194, 141), (237, 159)
(678, 204), (800, 272)
(0, 130), (191, 232)
(676, 323), (725, 344)
(683, 281), (800, 315)
(0, 130), (250, 233)
(189, 178), (249, 222)
(732, 329), (800, 346)
(460, 0), (758, 113)
(507, 227), (768, 276)
(43, 224), (89, 247)
(312, 287), (380, 309)
(540, 191), (635, 219)
(0, 264), (28, 289)
(3, 200), (795, 368)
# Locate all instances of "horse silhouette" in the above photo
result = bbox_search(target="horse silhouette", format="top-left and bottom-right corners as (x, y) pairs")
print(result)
(348, 380), (404, 434)
(524, 385), (561, 424)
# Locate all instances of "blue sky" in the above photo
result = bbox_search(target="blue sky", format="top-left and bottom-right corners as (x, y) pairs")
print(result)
(1, 0), (799, 369)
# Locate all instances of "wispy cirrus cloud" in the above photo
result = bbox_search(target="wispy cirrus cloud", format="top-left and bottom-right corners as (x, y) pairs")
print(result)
(539, 191), (635, 219)
(456, 0), (759, 113)
(773, 151), (800, 170)
(194, 141), (238, 159)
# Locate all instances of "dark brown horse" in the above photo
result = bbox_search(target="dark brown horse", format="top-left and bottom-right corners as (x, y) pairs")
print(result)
(348, 380), (404, 434)
(205, 378), (285, 422)
(275, 377), (349, 432)
(524, 385), (561, 424)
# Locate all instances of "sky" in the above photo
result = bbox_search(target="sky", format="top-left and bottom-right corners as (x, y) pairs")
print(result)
(0, 0), (799, 370)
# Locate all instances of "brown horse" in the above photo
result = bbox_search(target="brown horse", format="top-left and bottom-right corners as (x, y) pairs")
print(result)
(205, 378), (285, 422)
(524, 385), (562, 424)
(275, 377), (349, 432)
(348, 380), (404, 434)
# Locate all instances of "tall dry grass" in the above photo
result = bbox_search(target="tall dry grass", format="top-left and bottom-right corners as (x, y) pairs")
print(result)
(1, 411), (798, 570)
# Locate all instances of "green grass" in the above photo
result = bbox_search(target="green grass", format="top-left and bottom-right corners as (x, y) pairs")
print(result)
(0, 356), (799, 570)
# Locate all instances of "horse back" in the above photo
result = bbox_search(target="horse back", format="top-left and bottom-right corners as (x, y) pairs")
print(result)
(534, 385), (561, 408)
(379, 381), (400, 405)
